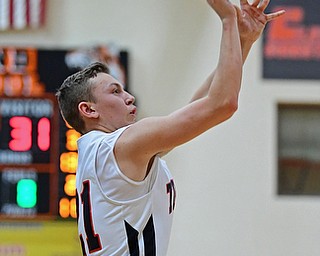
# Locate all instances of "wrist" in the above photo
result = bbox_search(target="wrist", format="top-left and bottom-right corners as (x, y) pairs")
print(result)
(240, 39), (253, 63)
(222, 16), (238, 32)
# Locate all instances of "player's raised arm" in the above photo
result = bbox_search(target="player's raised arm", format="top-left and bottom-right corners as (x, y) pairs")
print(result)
(116, 0), (242, 181)
(190, 0), (285, 102)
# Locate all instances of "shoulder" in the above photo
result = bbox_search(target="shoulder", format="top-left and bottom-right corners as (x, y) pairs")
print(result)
(79, 127), (129, 147)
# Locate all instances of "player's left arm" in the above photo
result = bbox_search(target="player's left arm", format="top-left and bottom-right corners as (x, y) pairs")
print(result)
(190, 0), (285, 102)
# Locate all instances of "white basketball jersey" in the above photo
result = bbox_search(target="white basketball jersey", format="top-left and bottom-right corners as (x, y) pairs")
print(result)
(76, 127), (176, 256)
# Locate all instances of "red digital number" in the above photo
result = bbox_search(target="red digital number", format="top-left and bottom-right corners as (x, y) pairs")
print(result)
(9, 116), (32, 151)
(9, 116), (51, 152)
(37, 117), (50, 151)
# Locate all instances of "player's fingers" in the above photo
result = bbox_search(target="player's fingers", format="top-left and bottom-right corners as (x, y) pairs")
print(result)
(239, 0), (248, 6)
(252, 0), (260, 7)
(258, 0), (270, 11)
(266, 10), (285, 22)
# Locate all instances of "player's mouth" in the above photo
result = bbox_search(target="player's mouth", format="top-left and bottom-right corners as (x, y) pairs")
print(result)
(130, 107), (137, 115)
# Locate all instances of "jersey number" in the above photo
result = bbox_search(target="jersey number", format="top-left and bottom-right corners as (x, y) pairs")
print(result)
(78, 181), (102, 255)
(166, 179), (176, 214)
(77, 180), (156, 255)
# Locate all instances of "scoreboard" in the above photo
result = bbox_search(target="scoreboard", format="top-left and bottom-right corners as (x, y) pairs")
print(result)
(0, 95), (80, 220)
(0, 95), (60, 219)
(0, 96), (58, 218)
(0, 45), (128, 254)
(0, 45), (128, 221)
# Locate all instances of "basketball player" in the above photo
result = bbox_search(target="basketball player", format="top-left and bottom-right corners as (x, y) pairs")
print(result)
(56, 0), (284, 255)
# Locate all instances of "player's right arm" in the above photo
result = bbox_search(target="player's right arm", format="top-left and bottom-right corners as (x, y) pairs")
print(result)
(115, 0), (242, 181)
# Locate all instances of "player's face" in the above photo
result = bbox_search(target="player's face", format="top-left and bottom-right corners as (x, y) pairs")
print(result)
(90, 73), (137, 131)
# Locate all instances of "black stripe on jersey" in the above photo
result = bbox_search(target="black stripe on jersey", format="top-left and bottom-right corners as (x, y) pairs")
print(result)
(124, 215), (156, 255)
(125, 220), (140, 255)
(143, 215), (156, 255)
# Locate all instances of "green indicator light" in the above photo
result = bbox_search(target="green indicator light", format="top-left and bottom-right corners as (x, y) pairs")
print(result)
(16, 179), (37, 208)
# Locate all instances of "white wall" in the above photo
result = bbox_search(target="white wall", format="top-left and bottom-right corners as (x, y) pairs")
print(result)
(2, 1), (320, 255)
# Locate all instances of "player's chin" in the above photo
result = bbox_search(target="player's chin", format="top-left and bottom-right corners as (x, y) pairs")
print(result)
(124, 119), (136, 126)
(128, 114), (137, 123)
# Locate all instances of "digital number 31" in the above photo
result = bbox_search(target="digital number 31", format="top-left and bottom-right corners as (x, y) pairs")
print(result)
(9, 116), (51, 151)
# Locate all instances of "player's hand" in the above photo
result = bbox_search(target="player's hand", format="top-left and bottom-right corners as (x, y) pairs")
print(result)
(236, 0), (285, 43)
(207, 0), (237, 20)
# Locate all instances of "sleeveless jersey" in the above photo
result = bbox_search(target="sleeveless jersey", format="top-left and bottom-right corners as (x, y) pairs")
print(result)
(76, 127), (176, 256)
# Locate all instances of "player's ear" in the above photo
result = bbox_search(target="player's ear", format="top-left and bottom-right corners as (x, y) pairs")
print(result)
(78, 101), (99, 118)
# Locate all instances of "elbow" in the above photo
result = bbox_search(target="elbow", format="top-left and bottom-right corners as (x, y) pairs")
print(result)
(220, 95), (239, 120)
(205, 88), (240, 123)
(228, 96), (239, 114)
